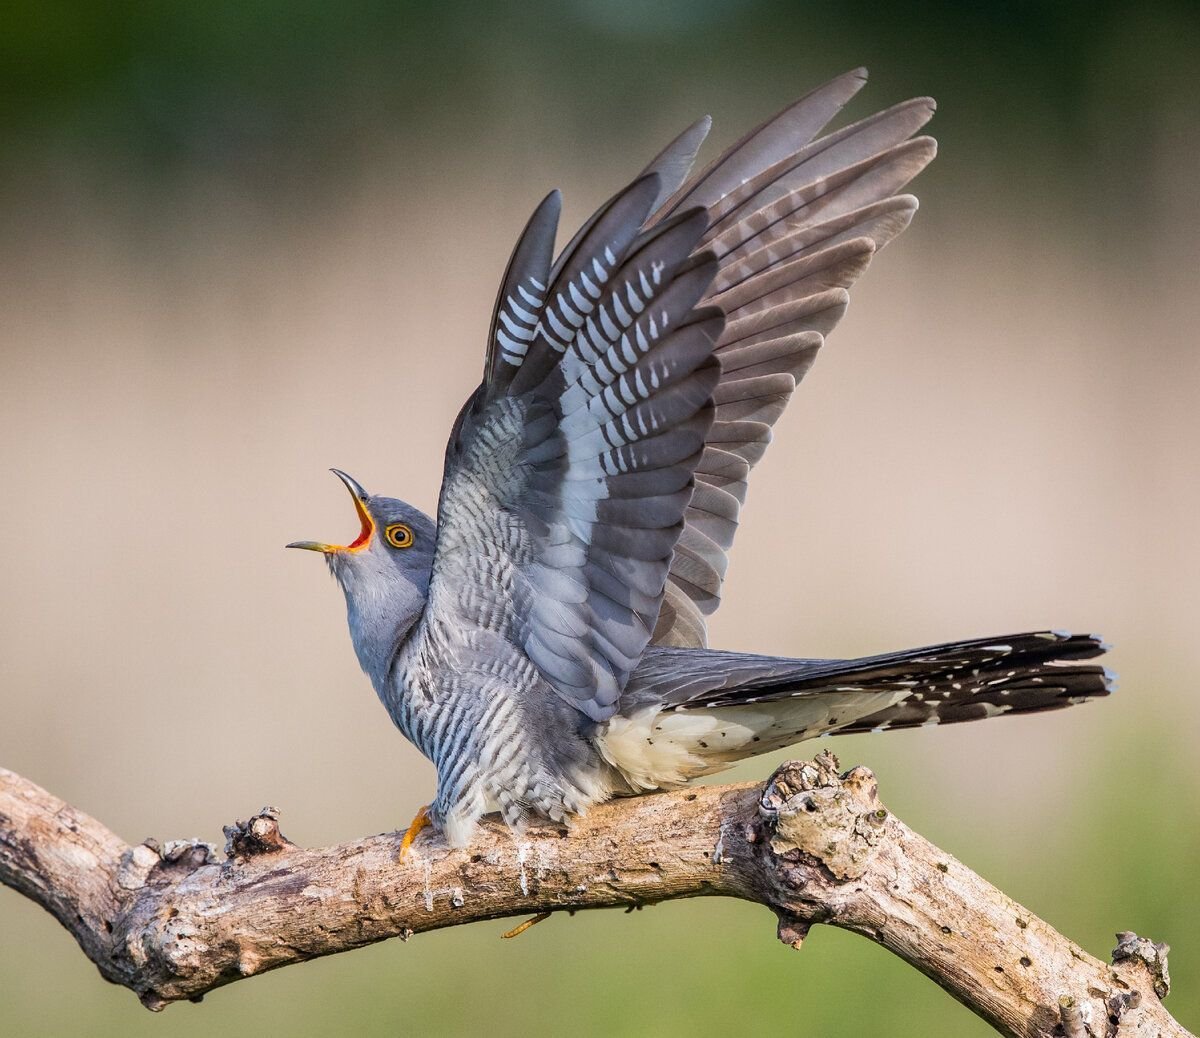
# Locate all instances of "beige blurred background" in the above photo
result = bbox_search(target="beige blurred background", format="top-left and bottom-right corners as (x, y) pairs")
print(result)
(2, 3), (1198, 1035)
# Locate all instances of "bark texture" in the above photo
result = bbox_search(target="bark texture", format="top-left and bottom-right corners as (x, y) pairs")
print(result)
(0, 755), (1191, 1036)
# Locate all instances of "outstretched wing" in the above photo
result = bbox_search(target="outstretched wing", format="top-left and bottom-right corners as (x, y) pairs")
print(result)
(426, 175), (723, 722)
(426, 69), (935, 722)
(646, 69), (938, 647)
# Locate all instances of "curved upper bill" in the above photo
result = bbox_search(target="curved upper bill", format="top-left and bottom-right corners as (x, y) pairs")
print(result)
(286, 469), (373, 554)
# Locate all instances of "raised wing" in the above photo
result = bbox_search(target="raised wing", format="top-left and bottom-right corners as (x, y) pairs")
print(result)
(427, 69), (935, 721)
(427, 174), (724, 722)
(646, 69), (937, 647)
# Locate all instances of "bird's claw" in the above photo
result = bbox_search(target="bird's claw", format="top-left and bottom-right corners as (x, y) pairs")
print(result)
(397, 804), (432, 862)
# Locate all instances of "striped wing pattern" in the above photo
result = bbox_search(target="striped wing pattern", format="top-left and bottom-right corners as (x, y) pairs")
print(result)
(645, 69), (937, 647)
(430, 69), (935, 722)
(429, 175), (724, 722)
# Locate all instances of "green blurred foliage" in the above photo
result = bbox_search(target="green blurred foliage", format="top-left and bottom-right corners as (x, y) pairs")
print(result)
(3, 0), (1199, 200)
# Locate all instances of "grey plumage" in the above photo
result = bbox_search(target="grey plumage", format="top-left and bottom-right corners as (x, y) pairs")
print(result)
(290, 71), (1112, 848)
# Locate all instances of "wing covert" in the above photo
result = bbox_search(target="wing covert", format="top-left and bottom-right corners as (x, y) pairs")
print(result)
(427, 175), (724, 721)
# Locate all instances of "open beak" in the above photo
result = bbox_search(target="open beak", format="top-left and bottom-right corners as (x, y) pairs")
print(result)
(286, 469), (374, 554)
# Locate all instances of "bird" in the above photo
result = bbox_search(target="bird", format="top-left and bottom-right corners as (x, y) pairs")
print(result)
(288, 69), (1112, 852)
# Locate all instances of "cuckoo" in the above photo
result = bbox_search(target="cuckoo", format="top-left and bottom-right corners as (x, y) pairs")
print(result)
(289, 69), (1112, 851)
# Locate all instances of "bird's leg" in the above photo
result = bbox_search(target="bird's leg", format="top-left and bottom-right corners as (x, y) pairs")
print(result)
(397, 804), (431, 861)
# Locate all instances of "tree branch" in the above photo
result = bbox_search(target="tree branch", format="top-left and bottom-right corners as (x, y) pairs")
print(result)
(0, 755), (1191, 1036)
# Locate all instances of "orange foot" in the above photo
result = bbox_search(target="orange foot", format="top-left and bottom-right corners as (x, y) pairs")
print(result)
(398, 804), (431, 862)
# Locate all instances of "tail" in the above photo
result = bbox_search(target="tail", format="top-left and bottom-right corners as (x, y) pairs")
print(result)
(601, 631), (1112, 790)
(681, 630), (1112, 728)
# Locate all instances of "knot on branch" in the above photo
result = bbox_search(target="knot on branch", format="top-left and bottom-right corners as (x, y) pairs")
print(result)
(223, 807), (293, 860)
(118, 839), (219, 890)
(116, 843), (162, 890)
(759, 750), (890, 883)
(1112, 931), (1171, 1001)
(152, 840), (220, 882)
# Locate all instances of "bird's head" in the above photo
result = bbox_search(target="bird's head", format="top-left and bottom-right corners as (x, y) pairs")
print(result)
(288, 469), (436, 687)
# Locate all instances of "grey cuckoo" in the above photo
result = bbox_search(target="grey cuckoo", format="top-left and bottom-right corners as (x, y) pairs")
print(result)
(289, 69), (1112, 851)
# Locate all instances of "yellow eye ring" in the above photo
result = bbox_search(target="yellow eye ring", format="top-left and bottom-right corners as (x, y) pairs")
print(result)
(384, 523), (414, 549)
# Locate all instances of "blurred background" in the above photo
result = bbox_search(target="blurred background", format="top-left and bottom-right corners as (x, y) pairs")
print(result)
(2, 2), (1198, 1034)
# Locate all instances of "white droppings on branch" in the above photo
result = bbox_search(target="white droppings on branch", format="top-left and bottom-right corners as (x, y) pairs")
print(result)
(517, 841), (530, 896)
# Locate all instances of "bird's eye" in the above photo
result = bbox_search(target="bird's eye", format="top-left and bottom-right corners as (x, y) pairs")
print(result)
(384, 523), (414, 549)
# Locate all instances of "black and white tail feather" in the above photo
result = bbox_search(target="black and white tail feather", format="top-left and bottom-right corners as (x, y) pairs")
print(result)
(600, 632), (1113, 790)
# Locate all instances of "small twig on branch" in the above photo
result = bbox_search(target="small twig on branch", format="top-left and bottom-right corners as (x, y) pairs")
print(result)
(0, 756), (1191, 1036)
(501, 911), (552, 939)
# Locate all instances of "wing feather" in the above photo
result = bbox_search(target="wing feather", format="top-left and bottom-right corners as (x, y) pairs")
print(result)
(484, 190), (561, 393)
(429, 177), (724, 720)
(656, 68), (870, 218)
(649, 78), (936, 646)
(430, 70), (937, 706)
